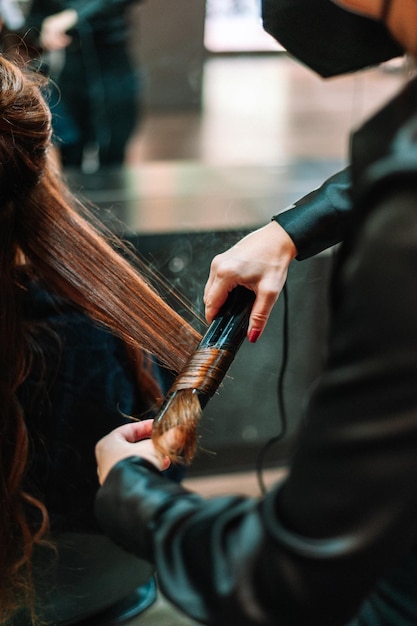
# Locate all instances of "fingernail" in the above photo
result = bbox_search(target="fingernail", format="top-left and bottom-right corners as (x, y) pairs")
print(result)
(248, 329), (261, 343)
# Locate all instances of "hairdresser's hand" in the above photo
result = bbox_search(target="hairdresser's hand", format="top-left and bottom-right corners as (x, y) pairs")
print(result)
(96, 419), (171, 486)
(204, 221), (297, 342)
(40, 9), (78, 50)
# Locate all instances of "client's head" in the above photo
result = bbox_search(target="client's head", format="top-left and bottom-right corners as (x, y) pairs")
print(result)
(0, 55), (51, 209)
(0, 53), (202, 623)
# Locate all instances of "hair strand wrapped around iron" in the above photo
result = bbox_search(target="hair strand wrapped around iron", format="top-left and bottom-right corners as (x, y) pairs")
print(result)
(152, 286), (255, 462)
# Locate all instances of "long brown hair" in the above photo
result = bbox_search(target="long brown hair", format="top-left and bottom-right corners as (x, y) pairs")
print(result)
(0, 54), (202, 622)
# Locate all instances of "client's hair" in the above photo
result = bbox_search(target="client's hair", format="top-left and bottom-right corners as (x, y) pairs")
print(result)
(0, 54), (202, 622)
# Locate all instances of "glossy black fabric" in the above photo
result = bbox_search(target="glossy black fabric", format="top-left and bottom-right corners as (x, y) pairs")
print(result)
(261, 0), (403, 77)
(96, 79), (417, 625)
(273, 167), (352, 260)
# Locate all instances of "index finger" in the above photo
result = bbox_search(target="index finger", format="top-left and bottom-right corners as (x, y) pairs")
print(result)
(111, 419), (154, 444)
(204, 268), (239, 324)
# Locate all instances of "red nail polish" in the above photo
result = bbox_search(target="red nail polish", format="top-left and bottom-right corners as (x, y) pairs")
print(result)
(248, 329), (261, 343)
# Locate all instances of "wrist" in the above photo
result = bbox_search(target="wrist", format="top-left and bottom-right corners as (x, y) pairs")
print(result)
(269, 219), (298, 260)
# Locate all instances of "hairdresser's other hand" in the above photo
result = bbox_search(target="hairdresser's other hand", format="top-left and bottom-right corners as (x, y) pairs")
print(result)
(40, 9), (78, 50)
(96, 419), (171, 486)
(204, 221), (297, 342)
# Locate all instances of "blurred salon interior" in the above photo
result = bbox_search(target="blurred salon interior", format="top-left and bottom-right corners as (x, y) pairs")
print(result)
(7, 0), (406, 494)
(0, 1), (409, 624)
(4, 0), (406, 489)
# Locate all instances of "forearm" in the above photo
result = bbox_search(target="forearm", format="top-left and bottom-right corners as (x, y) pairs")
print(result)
(95, 456), (382, 626)
(96, 459), (296, 625)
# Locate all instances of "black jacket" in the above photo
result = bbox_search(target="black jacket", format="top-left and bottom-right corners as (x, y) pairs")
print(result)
(96, 78), (417, 626)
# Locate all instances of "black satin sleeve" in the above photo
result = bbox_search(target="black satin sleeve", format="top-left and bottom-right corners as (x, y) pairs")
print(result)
(96, 179), (417, 625)
(273, 167), (352, 260)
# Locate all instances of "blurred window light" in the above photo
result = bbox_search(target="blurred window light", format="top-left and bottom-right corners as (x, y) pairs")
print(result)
(205, 0), (283, 53)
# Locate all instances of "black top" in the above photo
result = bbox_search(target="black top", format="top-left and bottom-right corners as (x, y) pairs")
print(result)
(9, 280), (160, 624)
(96, 79), (417, 625)
(19, 281), (151, 533)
